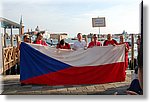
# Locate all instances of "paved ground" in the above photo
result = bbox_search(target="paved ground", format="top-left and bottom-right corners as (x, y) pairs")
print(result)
(0, 71), (132, 95)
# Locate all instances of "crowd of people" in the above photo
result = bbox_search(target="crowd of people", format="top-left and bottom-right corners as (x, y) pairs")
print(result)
(21, 32), (130, 50)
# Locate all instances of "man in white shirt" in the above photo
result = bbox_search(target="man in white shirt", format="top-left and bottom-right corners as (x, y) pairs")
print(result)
(73, 33), (87, 50)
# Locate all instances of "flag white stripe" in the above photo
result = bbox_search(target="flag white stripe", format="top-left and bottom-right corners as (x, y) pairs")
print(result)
(29, 44), (125, 66)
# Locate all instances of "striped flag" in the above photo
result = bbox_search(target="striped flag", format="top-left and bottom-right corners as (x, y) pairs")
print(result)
(20, 42), (126, 86)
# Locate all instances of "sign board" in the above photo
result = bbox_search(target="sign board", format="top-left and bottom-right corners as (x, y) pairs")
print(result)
(50, 34), (67, 39)
(92, 17), (106, 27)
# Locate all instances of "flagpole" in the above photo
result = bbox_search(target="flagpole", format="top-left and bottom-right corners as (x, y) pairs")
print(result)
(99, 27), (100, 35)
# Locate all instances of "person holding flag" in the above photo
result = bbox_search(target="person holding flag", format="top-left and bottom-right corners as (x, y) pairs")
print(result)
(118, 35), (129, 69)
(103, 34), (118, 46)
(88, 34), (102, 48)
(33, 32), (47, 46)
(73, 33), (87, 50)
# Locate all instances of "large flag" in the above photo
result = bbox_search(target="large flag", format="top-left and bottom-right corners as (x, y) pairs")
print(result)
(20, 42), (126, 86)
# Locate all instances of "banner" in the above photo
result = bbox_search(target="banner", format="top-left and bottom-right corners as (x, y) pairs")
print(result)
(20, 42), (126, 86)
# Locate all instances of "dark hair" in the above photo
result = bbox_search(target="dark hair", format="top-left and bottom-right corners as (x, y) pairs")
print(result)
(23, 35), (27, 40)
(37, 32), (42, 37)
(60, 39), (65, 45)
(77, 33), (82, 36)
(23, 35), (29, 40)
(33, 32), (42, 43)
(93, 34), (97, 37)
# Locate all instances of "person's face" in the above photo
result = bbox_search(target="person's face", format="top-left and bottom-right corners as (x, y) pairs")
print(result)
(120, 36), (124, 42)
(93, 35), (98, 41)
(34, 31), (38, 35)
(107, 34), (111, 40)
(38, 34), (43, 40)
(24, 37), (30, 43)
(77, 34), (82, 41)
(138, 36), (141, 39)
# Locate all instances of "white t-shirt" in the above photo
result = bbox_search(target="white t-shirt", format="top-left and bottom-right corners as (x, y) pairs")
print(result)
(73, 40), (86, 50)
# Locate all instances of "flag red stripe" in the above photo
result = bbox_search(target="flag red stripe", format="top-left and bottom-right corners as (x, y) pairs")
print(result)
(21, 62), (126, 86)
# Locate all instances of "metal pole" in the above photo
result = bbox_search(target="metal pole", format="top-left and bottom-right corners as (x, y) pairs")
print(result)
(139, 0), (143, 68)
(19, 26), (21, 36)
(99, 27), (100, 35)
(4, 28), (6, 47)
(131, 34), (134, 70)
(10, 26), (14, 47)
(58, 34), (60, 44)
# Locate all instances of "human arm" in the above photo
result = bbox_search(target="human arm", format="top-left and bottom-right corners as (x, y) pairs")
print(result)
(125, 43), (129, 52)
(72, 42), (77, 50)
(87, 42), (93, 48)
(66, 43), (71, 49)
(112, 39), (118, 46)
(103, 40), (107, 46)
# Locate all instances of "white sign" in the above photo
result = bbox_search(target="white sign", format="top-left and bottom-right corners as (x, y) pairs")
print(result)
(92, 17), (106, 27)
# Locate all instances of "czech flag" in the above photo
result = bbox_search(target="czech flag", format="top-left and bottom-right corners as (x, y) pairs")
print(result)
(20, 42), (126, 86)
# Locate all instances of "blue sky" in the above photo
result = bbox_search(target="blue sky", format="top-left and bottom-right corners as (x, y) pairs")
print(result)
(1, 0), (141, 37)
